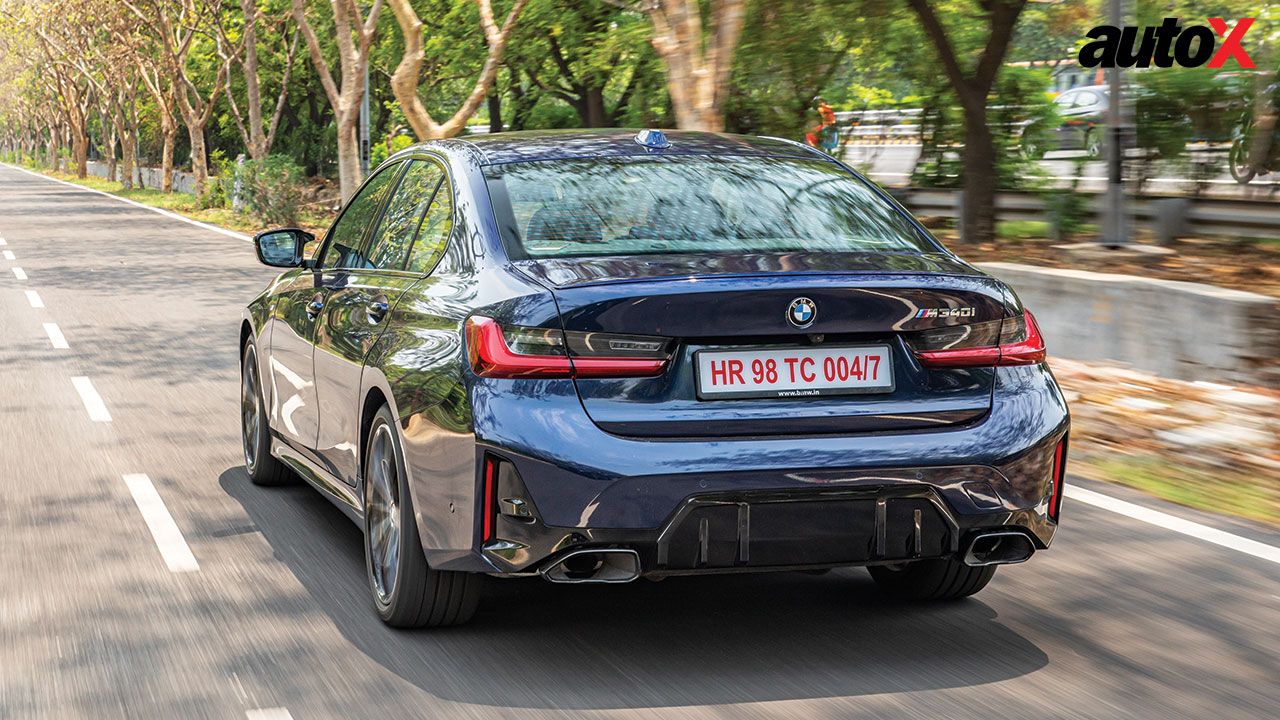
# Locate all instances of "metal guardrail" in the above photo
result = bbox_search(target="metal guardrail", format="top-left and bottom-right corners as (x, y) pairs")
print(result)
(895, 188), (1280, 239)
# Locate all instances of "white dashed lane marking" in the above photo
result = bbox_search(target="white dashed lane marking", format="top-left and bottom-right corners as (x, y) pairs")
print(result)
(12, 267), (26, 280)
(70, 376), (112, 422)
(245, 709), (294, 720)
(25, 290), (43, 308)
(43, 323), (69, 349)
(1065, 485), (1280, 565)
(123, 474), (199, 573)
(2, 250), (13, 260)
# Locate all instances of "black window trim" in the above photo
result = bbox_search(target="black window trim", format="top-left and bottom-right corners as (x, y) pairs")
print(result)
(397, 153), (455, 278)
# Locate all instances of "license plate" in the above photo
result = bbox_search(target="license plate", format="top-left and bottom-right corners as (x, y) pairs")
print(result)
(695, 345), (894, 400)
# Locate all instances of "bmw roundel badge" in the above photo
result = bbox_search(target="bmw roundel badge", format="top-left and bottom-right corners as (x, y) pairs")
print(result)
(787, 297), (817, 328)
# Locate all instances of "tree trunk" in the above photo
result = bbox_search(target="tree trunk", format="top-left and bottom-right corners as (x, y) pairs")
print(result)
(961, 105), (997, 244)
(336, 116), (361, 201)
(105, 121), (119, 182)
(119, 130), (136, 190)
(488, 92), (503, 133)
(186, 120), (209, 197)
(160, 121), (176, 193)
(241, 0), (267, 159)
(583, 86), (608, 128)
(643, 0), (745, 132)
(71, 129), (88, 178)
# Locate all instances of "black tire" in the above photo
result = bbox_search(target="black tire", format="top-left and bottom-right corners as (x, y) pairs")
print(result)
(867, 558), (996, 601)
(1229, 136), (1256, 184)
(363, 405), (482, 628)
(241, 338), (292, 487)
(1084, 129), (1102, 160)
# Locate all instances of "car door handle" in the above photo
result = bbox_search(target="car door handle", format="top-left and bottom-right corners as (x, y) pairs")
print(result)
(367, 297), (390, 323)
(306, 296), (325, 319)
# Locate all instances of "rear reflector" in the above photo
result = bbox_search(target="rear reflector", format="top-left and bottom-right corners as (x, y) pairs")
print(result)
(482, 457), (497, 542)
(466, 316), (669, 379)
(1049, 436), (1068, 521)
(914, 309), (1047, 368)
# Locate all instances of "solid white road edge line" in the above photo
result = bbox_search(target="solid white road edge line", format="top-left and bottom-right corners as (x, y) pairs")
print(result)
(70, 376), (112, 422)
(43, 323), (69, 349)
(12, 267), (27, 280)
(123, 474), (200, 573)
(25, 290), (43, 308)
(1064, 485), (1280, 565)
(0, 163), (252, 243)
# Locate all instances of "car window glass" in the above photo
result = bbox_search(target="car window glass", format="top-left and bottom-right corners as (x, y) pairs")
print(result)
(319, 162), (402, 269)
(405, 172), (454, 275)
(485, 156), (934, 259)
(367, 160), (445, 271)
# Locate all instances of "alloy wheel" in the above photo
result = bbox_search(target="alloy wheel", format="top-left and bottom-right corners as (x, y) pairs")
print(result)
(241, 347), (261, 471)
(365, 424), (401, 603)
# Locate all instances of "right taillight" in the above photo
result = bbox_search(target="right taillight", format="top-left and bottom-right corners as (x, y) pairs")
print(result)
(465, 316), (672, 379)
(911, 309), (1046, 368)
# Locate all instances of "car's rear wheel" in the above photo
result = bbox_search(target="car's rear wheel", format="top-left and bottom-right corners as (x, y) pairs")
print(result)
(364, 404), (482, 628)
(867, 558), (995, 600)
(241, 339), (292, 486)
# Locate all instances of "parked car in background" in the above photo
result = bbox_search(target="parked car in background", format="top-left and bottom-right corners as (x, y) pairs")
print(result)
(1022, 85), (1109, 160)
(241, 129), (1070, 628)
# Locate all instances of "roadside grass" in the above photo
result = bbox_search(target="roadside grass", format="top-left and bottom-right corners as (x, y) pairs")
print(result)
(995, 220), (1101, 240)
(25, 165), (331, 236)
(1076, 455), (1280, 527)
(996, 220), (1051, 240)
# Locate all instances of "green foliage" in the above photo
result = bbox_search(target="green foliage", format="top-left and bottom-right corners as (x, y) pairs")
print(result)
(371, 132), (415, 168)
(1044, 158), (1090, 241)
(222, 154), (307, 227)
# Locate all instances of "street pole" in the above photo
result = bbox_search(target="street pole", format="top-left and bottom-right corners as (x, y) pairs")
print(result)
(1102, 0), (1128, 247)
(360, 62), (371, 176)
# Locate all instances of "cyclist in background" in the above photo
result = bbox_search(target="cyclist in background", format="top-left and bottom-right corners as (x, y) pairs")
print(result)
(804, 96), (840, 154)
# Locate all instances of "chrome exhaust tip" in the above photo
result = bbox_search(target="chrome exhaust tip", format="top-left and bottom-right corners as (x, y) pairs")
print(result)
(540, 548), (641, 584)
(963, 531), (1035, 567)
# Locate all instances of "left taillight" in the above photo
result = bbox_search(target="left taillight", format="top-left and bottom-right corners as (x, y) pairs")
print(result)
(465, 315), (671, 379)
(910, 309), (1047, 369)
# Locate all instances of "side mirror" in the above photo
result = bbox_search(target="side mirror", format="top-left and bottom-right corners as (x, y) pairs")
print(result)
(254, 228), (315, 268)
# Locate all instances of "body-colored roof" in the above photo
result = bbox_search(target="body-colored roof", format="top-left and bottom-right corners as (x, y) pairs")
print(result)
(407, 128), (824, 166)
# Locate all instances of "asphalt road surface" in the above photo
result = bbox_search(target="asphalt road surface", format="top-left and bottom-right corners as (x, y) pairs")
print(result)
(1, 162), (1278, 720)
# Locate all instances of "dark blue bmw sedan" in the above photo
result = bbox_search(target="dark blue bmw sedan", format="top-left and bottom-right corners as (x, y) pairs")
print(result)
(241, 129), (1069, 628)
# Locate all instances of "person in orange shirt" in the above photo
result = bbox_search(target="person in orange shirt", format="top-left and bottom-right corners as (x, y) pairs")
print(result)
(804, 96), (839, 153)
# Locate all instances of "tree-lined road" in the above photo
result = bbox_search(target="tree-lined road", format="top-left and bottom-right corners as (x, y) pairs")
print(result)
(1, 163), (1278, 720)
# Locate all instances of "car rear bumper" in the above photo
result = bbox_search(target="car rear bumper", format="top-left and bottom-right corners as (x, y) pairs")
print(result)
(448, 364), (1069, 577)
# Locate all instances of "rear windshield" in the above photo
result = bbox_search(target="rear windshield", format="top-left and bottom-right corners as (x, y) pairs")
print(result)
(484, 156), (937, 259)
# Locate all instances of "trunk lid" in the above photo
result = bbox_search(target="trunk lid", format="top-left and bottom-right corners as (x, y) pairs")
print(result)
(519, 253), (1010, 439)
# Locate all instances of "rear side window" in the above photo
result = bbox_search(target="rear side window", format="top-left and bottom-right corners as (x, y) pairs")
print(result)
(405, 172), (454, 275)
(367, 160), (445, 270)
(319, 162), (402, 269)
(484, 156), (935, 260)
